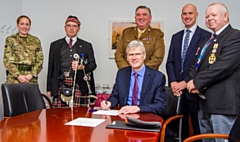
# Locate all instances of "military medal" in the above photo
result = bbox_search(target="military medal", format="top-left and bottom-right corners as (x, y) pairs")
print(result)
(143, 37), (154, 41)
(195, 47), (200, 55)
(209, 43), (218, 64)
(213, 43), (218, 49)
(212, 49), (217, 53)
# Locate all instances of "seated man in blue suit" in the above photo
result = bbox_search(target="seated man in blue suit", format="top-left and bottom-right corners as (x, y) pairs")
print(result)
(101, 40), (166, 115)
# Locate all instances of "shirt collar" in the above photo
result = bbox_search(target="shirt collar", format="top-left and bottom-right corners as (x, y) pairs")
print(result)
(131, 64), (146, 76)
(65, 36), (77, 43)
(215, 23), (229, 35)
(184, 24), (197, 34)
(137, 28), (147, 33)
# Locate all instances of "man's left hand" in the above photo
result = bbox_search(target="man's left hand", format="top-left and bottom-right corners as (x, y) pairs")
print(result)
(71, 61), (85, 70)
(119, 106), (140, 114)
(25, 74), (33, 81)
(187, 80), (200, 94)
(77, 64), (85, 70)
(118, 113), (140, 120)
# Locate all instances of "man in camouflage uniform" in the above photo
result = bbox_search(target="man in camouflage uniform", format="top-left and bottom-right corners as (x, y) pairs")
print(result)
(115, 5), (165, 70)
(3, 16), (43, 84)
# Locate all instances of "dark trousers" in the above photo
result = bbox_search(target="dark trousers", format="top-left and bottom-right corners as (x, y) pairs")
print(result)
(182, 91), (201, 141)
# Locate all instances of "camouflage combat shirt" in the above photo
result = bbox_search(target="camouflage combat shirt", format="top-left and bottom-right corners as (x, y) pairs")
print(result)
(3, 33), (44, 84)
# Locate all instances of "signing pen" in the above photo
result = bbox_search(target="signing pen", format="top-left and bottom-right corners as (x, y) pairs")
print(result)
(88, 109), (98, 112)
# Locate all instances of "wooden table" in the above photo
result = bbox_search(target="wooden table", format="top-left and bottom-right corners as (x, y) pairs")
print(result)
(0, 107), (163, 142)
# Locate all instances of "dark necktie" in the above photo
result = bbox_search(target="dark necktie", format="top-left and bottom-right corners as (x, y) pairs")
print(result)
(132, 73), (138, 105)
(181, 29), (191, 72)
(69, 38), (73, 48)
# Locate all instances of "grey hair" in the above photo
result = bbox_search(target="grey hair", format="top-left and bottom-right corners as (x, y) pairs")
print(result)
(126, 40), (146, 54)
(135, 5), (151, 16)
(208, 3), (229, 21)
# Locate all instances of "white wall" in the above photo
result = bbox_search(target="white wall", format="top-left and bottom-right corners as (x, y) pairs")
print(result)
(0, 0), (22, 83)
(0, 0), (240, 94)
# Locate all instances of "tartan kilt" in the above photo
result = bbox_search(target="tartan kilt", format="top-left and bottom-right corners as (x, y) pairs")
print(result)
(52, 77), (88, 108)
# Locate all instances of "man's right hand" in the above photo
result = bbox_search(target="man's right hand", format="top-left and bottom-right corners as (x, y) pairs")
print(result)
(171, 81), (182, 96)
(170, 81), (179, 93)
(100, 100), (111, 110)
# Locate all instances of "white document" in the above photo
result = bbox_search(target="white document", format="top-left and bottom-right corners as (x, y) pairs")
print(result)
(65, 117), (105, 127)
(92, 110), (119, 116)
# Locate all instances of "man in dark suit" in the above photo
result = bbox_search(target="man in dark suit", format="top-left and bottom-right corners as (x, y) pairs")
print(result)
(166, 4), (211, 140)
(47, 15), (97, 107)
(187, 3), (240, 142)
(101, 40), (166, 115)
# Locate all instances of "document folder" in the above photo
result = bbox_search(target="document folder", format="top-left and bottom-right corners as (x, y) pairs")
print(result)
(106, 117), (161, 132)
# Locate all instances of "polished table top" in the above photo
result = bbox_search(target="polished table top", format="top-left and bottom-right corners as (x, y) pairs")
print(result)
(0, 107), (163, 142)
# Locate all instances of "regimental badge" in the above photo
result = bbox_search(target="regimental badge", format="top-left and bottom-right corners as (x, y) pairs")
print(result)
(209, 53), (216, 64)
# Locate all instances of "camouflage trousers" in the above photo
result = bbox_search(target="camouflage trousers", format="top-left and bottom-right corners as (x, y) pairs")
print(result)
(5, 70), (38, 84)
(53, 77), (88, 108)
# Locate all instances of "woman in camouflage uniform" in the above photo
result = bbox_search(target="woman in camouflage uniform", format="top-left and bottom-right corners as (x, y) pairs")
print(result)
(3, 15), (43, 84)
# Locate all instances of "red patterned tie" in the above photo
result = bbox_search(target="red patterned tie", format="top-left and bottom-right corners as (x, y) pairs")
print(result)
(69, 38), (73, 48)
(132, 73), (138, 105)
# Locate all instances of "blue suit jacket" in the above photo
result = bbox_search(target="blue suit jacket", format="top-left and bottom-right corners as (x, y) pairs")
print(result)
(166, 26), (211, 100)
(108, 66), (166, 115)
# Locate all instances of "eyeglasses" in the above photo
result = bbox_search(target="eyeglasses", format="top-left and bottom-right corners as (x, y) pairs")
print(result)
(127, 52), (144, 58)
(65, 24), (79, 29)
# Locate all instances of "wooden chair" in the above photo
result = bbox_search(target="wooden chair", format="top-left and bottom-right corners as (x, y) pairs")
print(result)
(160, 86), (184, 142)
(183, 113), (240, 142)
(1, 83), (52, 117)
